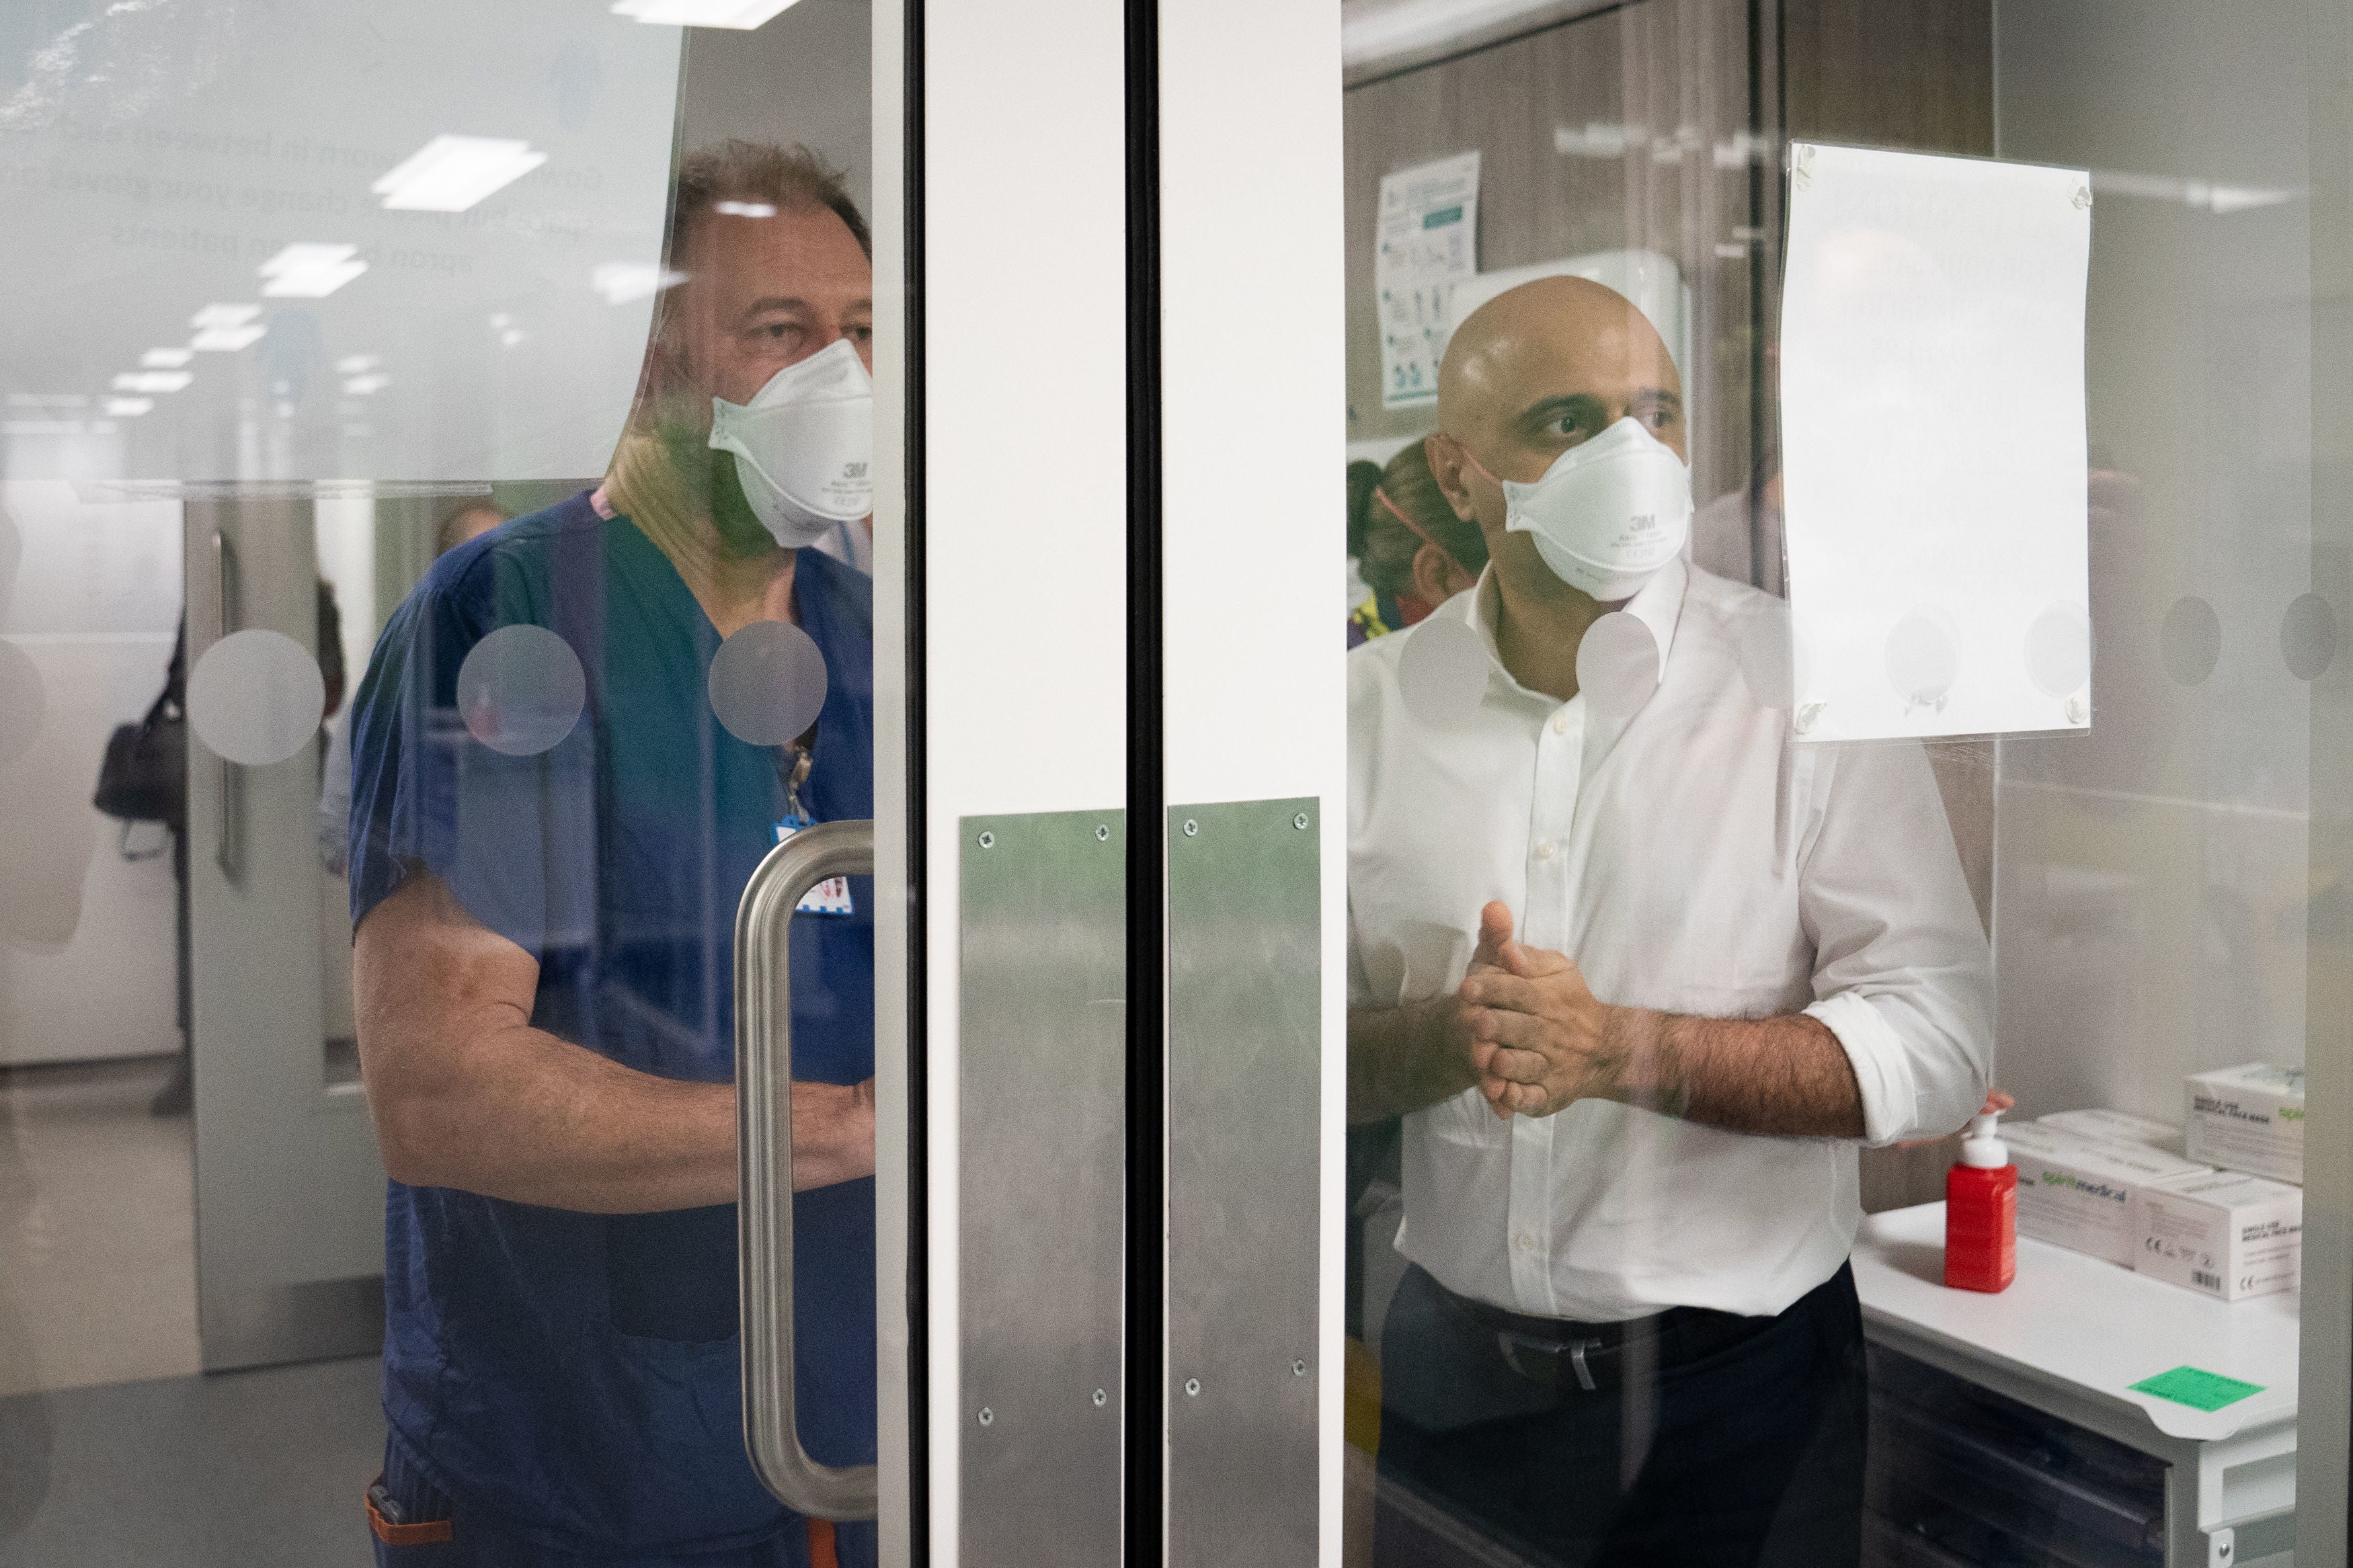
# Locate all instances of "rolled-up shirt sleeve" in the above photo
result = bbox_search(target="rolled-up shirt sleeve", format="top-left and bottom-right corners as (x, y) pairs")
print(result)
(1796, 740), (1994, 1147)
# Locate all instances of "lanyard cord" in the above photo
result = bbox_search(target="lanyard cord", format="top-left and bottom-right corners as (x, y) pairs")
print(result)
(779, 741), (814, 822)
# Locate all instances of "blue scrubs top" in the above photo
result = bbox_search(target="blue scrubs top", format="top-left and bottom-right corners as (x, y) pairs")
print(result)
(347, 493), (875, 1561)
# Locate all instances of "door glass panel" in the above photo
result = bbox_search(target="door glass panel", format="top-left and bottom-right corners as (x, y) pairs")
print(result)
(1341, 3), (2342, 1565)
(0, 2), (889, 1559)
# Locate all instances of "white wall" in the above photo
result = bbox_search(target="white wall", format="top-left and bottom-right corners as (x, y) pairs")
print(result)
(0, 481), (183, 1065)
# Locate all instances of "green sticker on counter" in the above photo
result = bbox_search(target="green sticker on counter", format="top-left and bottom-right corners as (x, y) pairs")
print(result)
(2130, 1366), (2264, 1412)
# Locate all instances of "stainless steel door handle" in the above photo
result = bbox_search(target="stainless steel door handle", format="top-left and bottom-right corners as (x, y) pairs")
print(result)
(735, 818), (877, 1521)
(212, 529), (243, 882)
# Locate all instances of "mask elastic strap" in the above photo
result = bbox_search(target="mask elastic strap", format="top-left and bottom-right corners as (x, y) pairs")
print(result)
(1373, 486), (1468, 580)
(1453, 442), (1504, 488)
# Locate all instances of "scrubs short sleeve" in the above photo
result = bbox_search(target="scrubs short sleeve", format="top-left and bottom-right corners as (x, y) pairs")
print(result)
(346, 534), (596, 962)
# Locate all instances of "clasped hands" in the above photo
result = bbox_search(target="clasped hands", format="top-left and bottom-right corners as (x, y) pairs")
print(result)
(1452, 901), (1632, 1120)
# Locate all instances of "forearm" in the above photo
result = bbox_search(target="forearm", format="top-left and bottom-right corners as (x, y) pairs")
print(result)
(364, 1020), (738, 1211)
(1604, 1007), (1864, 1139)
(1349, 997), (1477, 1124)
(366, 1024), (876, 1210)
(362, 1025), (880, 1212)
(356, 870), (875, 1212)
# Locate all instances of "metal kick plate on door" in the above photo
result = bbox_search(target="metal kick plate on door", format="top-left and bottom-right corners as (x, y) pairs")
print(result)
(959, 810), (1125, 1568)
(1166, 798), (1321, 1566)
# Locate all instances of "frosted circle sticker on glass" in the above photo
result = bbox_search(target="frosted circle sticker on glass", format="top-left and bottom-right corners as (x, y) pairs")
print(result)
(2281, 591), (2338, 682)
(1575, 610), (1661, 717)
(708, 618), (828, 746)
(0, 638), (43, 766)
(2158, 595), (2221, 688)
(1883, 609), (1960, 715)
(2024, 602), (2091, 698)
(187, 629), (324, 766)
(456, 624), (588, 757)
(1394, 614), (1489, 731)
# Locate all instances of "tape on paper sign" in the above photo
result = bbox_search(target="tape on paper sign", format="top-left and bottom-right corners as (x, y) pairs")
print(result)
(2128, 1365), (2263, 1413)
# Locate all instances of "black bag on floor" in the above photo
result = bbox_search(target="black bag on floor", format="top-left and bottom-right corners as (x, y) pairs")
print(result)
(94, 690), (186, 826)
(95, 626), (187, 828)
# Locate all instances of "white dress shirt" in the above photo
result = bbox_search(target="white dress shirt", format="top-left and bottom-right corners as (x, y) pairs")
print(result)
(1348, 557), (1992, 1322)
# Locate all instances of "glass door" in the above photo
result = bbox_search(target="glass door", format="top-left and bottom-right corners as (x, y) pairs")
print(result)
(0, 3), (906, 1563)
(14, 2), (2352, 1566)
(1314, 1), (2353, 1566)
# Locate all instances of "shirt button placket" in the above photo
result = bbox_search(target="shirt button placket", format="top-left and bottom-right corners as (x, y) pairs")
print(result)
(1527, 702), (1579, 950)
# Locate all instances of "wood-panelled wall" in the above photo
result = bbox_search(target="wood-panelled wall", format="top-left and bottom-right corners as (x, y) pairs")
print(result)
(1783, 0), (1993, 155)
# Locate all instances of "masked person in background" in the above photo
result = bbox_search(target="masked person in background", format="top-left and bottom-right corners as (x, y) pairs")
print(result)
(1347, 440), (1488, 646)
(346, 140), (879, 1568)
(1347, 276), (1991, 1567)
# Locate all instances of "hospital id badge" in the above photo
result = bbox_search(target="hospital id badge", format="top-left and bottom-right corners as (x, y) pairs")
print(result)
(772, 813), (855, 916)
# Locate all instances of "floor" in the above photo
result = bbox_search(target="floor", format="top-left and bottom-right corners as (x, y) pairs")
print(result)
(0, 1055), (383, 1565)
(0, 1356), (383, 1567)
(0, 1055), (200, 1396)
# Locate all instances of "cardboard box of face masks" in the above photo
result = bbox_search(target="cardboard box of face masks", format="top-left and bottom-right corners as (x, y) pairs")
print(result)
(2186, 1064), (2305, 1184)
(2005, 1123), (2213, 1266)
(2037, 1107), (2188, 1158)
(2136, 1171), (2303, 1301)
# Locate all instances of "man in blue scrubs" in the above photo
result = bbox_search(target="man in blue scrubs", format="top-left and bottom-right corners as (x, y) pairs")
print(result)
(346, 142), (879, 1566)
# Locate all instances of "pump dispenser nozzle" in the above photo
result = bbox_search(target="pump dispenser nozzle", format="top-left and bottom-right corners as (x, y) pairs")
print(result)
(1959, 1110), (2008, 1169)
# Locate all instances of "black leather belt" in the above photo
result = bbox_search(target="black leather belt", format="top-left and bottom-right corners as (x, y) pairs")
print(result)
(1431, 1278), (1776, 1393)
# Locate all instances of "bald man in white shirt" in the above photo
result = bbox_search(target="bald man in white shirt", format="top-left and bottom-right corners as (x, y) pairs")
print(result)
(1348, 277), (1991, 1567)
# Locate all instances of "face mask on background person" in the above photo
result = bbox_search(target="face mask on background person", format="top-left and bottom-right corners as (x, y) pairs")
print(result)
(707, 337), (874, 548)
(1466, 415), (1692, 602)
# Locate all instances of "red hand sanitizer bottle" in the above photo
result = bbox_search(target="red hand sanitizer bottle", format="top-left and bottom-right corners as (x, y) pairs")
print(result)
(1945, 1110), (2016, 1292)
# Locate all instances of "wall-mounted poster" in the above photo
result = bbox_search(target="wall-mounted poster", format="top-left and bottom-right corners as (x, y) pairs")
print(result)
(1374, 151), (1478, 409)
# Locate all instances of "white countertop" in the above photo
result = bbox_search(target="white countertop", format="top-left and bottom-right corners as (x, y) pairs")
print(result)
(1853, 1202), (2299, 1443)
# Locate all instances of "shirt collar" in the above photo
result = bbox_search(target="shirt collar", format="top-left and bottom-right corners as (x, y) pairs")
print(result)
(1461, 554), (1689, 702)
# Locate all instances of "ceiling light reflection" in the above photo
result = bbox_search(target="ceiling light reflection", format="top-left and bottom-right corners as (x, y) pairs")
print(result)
(191, 324), (267, 351)
(191, 303), (262, 328)
(260, 243), (368, 298)
(610, 0), (802, 27)
(590, 261), (688, 304)
(373, 134), (549, 212)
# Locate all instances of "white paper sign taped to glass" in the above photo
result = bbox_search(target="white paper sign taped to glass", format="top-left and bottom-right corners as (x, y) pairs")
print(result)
(1778, 142), (2093, 741)
(1375, 151), (1480, 409)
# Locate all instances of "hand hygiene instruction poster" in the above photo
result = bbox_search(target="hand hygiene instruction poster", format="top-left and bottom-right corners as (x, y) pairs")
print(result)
(1376, 151), (1480, 409)
(1779, 142), (2093, 741)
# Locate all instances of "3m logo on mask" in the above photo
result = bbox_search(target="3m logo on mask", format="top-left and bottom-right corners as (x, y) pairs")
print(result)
(706, 338), (876, 548)
(1494, 415), (1693, 602)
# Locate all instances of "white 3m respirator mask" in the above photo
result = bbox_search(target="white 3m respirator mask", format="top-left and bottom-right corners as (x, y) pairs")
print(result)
(707, 338), (874, 548)
(1479, 417), (1692, 602)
